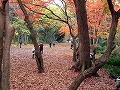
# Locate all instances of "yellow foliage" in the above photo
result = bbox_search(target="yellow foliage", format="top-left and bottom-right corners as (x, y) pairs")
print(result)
(101, 0), (110, 15)
(15, 31), (18, 36)
(33, 23), (39, 28)
(97, 31), (109, 37)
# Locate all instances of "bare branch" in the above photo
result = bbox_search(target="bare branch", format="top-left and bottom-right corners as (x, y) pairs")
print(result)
(51, 0), (67, 16)
(23, 4), (68, 23)
(31, 2), (72, 23)
(31, 3), (67, 22)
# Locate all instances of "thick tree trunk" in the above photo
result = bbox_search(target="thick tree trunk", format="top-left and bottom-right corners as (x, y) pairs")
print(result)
(18, 0), (44, 73)
(2, 25), (15, 90)
(0, 1), (8, 89)
(69, 0), (119, 89)
(0, 9), (4, 90)
(70, 0), (92, 72)
(75, 0), (91, 70)
(2, 2), (15, 90)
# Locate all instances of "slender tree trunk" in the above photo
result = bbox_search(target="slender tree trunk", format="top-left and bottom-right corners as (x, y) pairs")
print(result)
(18, 0), (44, 73)
(93, 28), (97, 44)
(27, 35), (29, 44)
(72, 37), (77, 62)
(67, 23), (78, 62)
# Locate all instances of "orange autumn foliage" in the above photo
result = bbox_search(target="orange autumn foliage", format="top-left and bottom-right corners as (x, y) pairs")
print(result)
(87, 1), (104, 31)
(89, 34), (97, 39)
(11, 0), (50, 22)
(59, 26), (70, 36)
(59, 24), (78, 37)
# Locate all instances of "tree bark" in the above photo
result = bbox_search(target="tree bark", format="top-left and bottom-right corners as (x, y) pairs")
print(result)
(67, 22), (78, 62)
(0, 9), (4, 90)
(0, 1), (15, 90)
(2, 2), (15, 90)
(70, 0), (92, 71)
(2, 24), (15, 90)
(75, 0), (91, 70)
(72, 37), (77, 62)
(69, 0), (119, 89)
(0, 1), (8, 89)
(17, 0), (44, 73)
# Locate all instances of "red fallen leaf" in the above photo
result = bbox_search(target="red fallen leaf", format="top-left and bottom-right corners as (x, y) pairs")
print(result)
(10, 43), (116, 90)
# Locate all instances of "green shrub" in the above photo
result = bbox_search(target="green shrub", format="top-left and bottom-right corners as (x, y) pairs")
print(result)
(96, 45), (106, 54)
(103, 64), (120, 78)
(107, 58), (120, 66)
(96, 38), (107, 55)
(103, 57), (120, 78)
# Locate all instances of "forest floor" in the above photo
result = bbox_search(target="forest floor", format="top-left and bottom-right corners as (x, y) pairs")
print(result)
(10, 43), (116, 90)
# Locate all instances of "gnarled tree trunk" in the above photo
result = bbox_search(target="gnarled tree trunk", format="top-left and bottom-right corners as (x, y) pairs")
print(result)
(69, 0), (119, 89)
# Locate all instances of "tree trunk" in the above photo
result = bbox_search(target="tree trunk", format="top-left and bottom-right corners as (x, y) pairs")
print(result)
(0, 9), (4, 90)
(72, 37), (77, 62)
(69, 0), (119, 89)
(0, 1), (15, 90)
(70, 0), (92, 71)
(75, 0), (92, 70)
(2, 2), (15, 90)
(0, 1), (8, 89)
(18, 0), (44, 73)
(2, 25), (15, 90)
(67, 23), (78, 62)
(24, 33), (27, 45)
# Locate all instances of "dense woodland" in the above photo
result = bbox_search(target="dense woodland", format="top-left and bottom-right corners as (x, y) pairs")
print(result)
(0, 0), (120, 90)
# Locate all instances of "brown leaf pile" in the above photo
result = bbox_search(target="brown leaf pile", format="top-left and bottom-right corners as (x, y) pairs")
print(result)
(10, 43), (116, 90)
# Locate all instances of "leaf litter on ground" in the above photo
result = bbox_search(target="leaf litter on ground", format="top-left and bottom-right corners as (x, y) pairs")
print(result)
(10, 43), (116, 90)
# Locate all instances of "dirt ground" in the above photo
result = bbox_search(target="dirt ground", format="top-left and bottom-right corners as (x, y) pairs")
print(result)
(10, 43), (116, 90)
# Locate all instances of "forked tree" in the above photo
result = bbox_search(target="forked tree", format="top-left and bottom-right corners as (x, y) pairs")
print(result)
(24, 1), (78, 62)
(69, 0), (120, 89)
